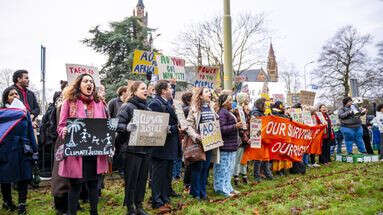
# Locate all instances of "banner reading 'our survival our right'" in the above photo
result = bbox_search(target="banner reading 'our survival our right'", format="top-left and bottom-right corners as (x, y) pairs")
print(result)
(260, 116), (326, 162)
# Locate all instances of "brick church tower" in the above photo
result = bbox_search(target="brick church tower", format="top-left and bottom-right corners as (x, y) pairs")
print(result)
(267, 43), (278, 82)
(133, 0), (148, 27)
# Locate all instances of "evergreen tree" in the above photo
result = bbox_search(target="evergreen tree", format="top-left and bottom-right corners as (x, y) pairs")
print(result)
(83, 17), (155, 101)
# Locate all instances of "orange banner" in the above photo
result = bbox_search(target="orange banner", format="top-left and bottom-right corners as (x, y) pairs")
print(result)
(260, 116), (326, 162)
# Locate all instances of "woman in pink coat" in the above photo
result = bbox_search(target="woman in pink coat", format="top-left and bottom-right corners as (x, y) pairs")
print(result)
(57, 74), (108, 215)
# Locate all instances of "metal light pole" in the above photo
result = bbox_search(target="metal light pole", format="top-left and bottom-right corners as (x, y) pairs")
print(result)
(303, 61), (314, 90)
(223, 0), (233, 90)
(41, 45), (46, 113)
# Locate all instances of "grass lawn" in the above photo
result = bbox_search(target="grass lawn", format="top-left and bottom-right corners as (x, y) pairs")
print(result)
(2, 161), (383, 215)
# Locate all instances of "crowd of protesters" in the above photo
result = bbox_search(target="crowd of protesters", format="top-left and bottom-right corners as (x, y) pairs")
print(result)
(1, 70), (382, 215)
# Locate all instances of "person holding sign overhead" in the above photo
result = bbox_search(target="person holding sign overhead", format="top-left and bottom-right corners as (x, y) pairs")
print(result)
(214, 93), (242, 197)
(57, 74), (109, 215)
(185, 87), (220, 200)
(116, 81), (151, 215)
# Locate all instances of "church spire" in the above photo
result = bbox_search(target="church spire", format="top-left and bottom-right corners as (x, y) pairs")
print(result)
(137, 0), (144, 8)
(267, 42), (278, 82)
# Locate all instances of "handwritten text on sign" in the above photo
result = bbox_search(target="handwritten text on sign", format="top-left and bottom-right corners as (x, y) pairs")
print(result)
(194, 66), (219, 89)
(132, 49), (159, 75)
(66, 64), (101, 86)
(129, 110), (169, 146)
(200, 120), (224, 151)
(157, 55), (186, 82)
(64, 118), (117, 156)
(250, 118), (262, 148)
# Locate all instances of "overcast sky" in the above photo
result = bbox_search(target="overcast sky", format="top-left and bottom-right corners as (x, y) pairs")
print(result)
(1, 0), (382, 98)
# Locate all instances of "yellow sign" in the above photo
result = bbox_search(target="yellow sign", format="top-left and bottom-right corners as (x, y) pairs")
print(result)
(132, 49), (159, 75)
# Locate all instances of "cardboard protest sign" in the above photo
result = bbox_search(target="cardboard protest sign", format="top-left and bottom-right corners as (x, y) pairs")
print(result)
(66, 64), (101, 86)
(194, 66), (219, 89)
(64, 118), (118, 156)
(302, 111), (314, 125)
(128, 110), (169, 146)
(157, 55), (186, 82)
(299, 91), (316, 106)
(237, 106), (247, 129)
(261, 116), (326, 161)
(132, 50), (159, 75)
(250, 117), (262, 148)
(199, 120), (224, 151)
(174, 102), (188, 130)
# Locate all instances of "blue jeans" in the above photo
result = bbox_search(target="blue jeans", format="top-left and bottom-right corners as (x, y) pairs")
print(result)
(190, 150), (212, 198)
(302, 154), (309, 165)
(172, 157), (182, 179)
(335, 130), (344, 154)
(340, 126), (366, 154)
(214, 151), (236, 196)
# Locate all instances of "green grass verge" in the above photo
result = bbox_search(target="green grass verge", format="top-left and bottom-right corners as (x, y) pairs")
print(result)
(1, 161), (382, 215)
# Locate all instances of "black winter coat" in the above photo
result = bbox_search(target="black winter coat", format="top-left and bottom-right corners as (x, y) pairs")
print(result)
(148, 96), (180, 160)
(108, 97), (124, 119)
(116, 96), (152, 154)
(14, 85), (40, 118)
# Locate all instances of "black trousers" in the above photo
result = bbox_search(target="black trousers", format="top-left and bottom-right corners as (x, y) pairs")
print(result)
(124, 153), (150, 210)
(183, 164), (192, 187)
(319, 139), (331, 164)
(54, 193), (68, 213)
(68, 178), (99, 215)
(0, 181), (28, 205)
(151, 158), (173, 208)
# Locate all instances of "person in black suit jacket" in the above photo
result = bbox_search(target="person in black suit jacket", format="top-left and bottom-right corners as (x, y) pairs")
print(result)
(148, 80), (180, 210)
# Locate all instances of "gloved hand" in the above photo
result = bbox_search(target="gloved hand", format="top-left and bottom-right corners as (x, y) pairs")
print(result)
(55, 145), (64, 162)
(126, 123), (138, 132)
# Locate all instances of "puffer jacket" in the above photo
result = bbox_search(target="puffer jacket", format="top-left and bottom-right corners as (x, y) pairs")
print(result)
(218, 108), (239, 152)
(338, 106), (363, 128)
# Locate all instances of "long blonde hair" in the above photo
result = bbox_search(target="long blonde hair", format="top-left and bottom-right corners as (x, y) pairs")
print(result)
(191, 87), (209, 111)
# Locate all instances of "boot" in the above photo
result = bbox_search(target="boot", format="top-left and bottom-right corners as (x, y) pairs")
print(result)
(2, 201), (17, 211)
(136, 205), (150, 215)
(127, 205), (136, 215)
(18, 203), (26, 215)
(254, 161), (262, 182)
(233, 175), (239, 186)
(241, 175), (248, 184)
(263, 162), (273, 180)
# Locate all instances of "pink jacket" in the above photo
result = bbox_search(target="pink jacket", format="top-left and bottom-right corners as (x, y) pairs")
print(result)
(57, 99), (109, 178)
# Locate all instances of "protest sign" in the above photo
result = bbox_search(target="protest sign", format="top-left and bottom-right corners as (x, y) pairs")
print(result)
(237, 106), (247, 130)
(261, 116), (326, 161)
(302, 111), (314, 125)
(194, 66), (219, 89)
(329, 114), (340, 126)
(157, 55), (186, 82)
(66, 64), (101, 86)
(290, 108), (303, 123)
(64, 118), (118, 156)
(299, 91), (316, 106)
(200, 120), (224, 151)
(128, 110), (169, 146)
(174, 102), (188, 130)
(272, 94), (285, 103)
(316, 112), (328, 125)
(250, 117), (262, 148)
(132, 49), (159, 75)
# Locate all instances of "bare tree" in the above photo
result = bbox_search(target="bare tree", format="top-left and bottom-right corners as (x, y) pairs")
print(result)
(312, 26), (373, 99)
(0, 68), (14, 95)
(173, 12), (268, 75)
(279, 63), (301, 94)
